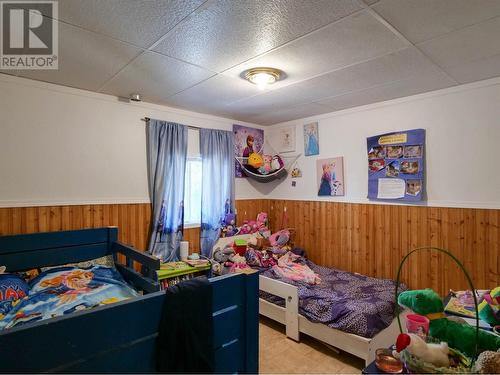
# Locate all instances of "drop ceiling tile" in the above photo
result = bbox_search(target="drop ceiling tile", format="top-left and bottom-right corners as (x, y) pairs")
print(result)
(242, 103), (332, 126)
(223, 10), (408, 88)
(100, 51), (214, 103)
(363, 0), (380, 5)
(153, 0), (363, 72)
(372, 0), (500, 44)
(17, 22), (142, 91)
(52, 0), (206, 48)
(417, 17), (500, 70)
(227, 47), (443, 113)
(317, 71), (456, 111)
(446, 53), (500, 84)
(167, 74), (261, 112)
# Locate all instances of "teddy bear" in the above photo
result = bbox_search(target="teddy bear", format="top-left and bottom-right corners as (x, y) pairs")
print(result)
(398, 288), (500, 357)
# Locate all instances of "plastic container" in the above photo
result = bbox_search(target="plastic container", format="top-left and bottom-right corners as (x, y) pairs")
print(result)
(405, 314), (430, 336)
(233, 239), (247, 256)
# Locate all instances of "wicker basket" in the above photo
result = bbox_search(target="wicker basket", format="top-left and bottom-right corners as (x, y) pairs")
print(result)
(400, 337), (472, 373)
(394, 247), (480, 374)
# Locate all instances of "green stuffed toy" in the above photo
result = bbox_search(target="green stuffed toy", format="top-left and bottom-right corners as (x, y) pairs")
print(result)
(398, 289), (500, 357)
(478, 286), (500, 326)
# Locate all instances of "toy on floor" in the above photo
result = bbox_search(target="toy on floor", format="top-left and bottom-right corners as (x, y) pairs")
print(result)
(473, 349), (500, 373)
(398, 289), (500, 357)
(478, 286), (500, 326)
(395, 333), (450, 368)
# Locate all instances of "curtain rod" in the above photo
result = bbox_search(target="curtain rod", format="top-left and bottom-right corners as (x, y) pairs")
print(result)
(141, 117), (202, 131)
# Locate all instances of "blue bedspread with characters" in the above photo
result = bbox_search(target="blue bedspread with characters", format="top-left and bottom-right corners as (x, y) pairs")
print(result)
(0, 266), (138, 330)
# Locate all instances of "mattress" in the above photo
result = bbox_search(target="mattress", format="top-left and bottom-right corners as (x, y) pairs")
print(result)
(260, 260), (406, 338)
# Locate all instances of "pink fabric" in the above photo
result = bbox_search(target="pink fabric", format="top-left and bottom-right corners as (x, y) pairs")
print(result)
(272, 252), (321, 285)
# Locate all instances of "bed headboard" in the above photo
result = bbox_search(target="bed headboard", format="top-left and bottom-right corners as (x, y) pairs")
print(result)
(0, 227), (118, 271)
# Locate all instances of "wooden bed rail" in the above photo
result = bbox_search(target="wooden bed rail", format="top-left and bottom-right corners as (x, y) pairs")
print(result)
(259, 275), (299, 341)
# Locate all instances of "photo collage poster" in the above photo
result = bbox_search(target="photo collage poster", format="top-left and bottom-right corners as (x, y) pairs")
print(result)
(367, 129), (425, 202)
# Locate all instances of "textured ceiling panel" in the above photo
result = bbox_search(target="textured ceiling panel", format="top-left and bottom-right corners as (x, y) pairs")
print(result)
(18, 22), (142, 91)
(153, 0), (363, 72)
(100, 52), (214, 102)
(166, 74), (261, 113)
(242, 103), (332, 125)
(372, 0), (500, 44)
(223, 10), (409, 88)
(53, 0), (206, 48)
(363, 0), (380, 5)
(316, 70), (456, 112)
(225, 47), (444, 115)
(445, 53), (500, 84)
(418, 17), (500, 71)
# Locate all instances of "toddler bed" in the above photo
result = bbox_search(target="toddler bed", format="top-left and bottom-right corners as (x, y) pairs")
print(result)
(0, 227), (258, 373)
(213, 234), (402, 366)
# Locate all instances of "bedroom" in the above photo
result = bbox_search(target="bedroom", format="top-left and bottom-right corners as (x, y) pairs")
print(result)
(0, 0), (499, 373)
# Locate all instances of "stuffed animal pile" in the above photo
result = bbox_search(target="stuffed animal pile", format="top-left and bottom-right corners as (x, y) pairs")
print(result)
(246, 153), (284, 175)
(397, 288), (500, 358)
(222, 211), (270, 238)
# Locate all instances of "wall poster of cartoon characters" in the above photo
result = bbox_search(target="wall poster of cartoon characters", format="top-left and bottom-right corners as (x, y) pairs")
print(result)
(233, 124), (264, 177)
(367, 129), (425, 202)
(317, 157), (344, 196)
(304, 122), (319, 156)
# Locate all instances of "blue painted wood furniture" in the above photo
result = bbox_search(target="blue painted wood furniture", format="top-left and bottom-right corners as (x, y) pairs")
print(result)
(0, 227), (258, 373)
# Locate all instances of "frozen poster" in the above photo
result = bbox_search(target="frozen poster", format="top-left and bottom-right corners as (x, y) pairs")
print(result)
(233, 124), (264, 177)
(367, 129), (425, 202)
(304, 122), (319, 156)
(317, 157), (344, 196)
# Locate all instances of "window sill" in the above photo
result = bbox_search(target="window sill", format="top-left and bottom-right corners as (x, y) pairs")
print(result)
(184, 223), (201, 229)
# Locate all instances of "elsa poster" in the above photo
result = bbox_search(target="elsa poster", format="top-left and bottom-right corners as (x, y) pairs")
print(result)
(304, 122), (319, 156)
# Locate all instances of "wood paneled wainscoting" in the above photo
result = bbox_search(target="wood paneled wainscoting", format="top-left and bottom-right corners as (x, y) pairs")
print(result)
(1, 199), (497, 295)
(266, 200), (499, 295)
(0, 199), (269, 254)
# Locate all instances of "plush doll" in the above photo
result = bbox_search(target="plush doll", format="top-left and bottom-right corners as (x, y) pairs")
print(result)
(478, 286), (500, 326)
(271, 155), (284, 171)
(395, 333), (450, 368)
(247, 152), (263, 169)
(212, 245), (235, 263)
(246, 220), (259, 234)
(258, 155), (273, 175)
(238, 222), (252, 235)
(256, 212), (271, 237)
(398, 289), (500, 357)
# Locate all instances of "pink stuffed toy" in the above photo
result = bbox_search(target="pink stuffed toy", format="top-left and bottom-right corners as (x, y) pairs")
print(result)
(258, 155), (273, 175)
(247, 220), (259, 234)
(256, 212), (271, 237)
(238, 222), (252, 234)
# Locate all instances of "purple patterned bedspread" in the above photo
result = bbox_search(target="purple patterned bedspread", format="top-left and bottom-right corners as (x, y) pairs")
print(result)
(260, 259), (406, 338)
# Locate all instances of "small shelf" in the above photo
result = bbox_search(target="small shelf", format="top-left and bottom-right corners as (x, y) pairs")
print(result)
(156, 261), (211, 281)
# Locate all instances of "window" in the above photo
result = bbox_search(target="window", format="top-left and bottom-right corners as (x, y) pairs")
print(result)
(184, 157), (202, 227)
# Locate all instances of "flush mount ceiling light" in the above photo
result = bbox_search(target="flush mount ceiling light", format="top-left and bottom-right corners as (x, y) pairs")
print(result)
(243, 67), (284, 89)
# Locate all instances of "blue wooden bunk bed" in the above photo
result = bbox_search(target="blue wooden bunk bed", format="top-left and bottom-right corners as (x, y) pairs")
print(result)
(0, 227), (258, 373)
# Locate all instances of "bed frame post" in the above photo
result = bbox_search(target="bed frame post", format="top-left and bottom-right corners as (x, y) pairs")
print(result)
(244, 272), (259, 374)
(259, 276), (299, 341)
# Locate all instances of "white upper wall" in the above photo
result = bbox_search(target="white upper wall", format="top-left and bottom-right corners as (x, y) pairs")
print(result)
(0, 74), (264, 207)
(266, 77), (500, 209)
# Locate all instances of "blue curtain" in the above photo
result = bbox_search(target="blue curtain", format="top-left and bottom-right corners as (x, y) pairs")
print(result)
(200, 129), (235, 257)
(146, 119), (187, 262)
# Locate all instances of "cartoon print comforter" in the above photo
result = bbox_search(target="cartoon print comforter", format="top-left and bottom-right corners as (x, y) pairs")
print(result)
(0, 266), (138, 330)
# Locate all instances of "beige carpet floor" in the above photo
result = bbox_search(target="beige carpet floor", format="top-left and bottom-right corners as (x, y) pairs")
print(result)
(259, 317), (365, 374)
